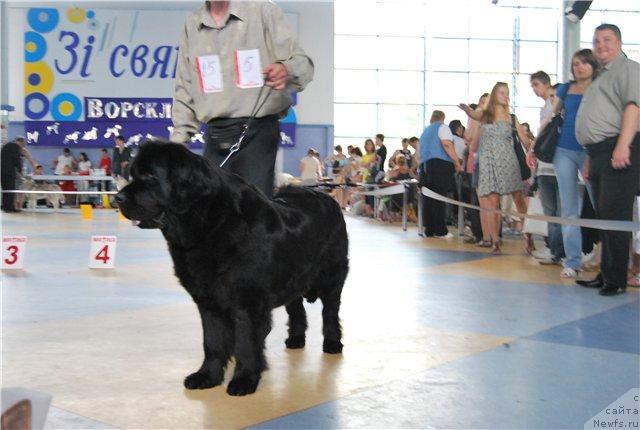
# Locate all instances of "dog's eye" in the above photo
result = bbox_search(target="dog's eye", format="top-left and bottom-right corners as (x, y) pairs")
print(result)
(139, 173), (157, 182)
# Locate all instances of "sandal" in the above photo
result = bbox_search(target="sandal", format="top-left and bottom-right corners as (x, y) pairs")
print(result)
(522, 233), (535, 255)
(582, 261), (601, 271)
(627, 274), (640, 288)
(491, 241), (502, 255)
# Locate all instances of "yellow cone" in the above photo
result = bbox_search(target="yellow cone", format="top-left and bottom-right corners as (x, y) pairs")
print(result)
(80, 204), (93, 220)
(101, 194), (111, 209)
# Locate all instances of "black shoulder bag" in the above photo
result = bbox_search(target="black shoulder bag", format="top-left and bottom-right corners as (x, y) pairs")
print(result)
(533, 83), (568, 163)
(511, 114), (531, 181)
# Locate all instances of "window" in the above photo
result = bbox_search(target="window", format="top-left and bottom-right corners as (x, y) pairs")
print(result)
(334, 1), (640, 153)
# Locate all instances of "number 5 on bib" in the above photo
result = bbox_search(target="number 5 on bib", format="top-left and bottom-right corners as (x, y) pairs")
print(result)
(89, 236), (117, 269)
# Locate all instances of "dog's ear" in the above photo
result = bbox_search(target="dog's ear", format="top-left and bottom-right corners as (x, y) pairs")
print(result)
(168, 144), (218, 211)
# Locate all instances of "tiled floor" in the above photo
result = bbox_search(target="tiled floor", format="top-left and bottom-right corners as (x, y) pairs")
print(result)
(2, 209), (638, 429)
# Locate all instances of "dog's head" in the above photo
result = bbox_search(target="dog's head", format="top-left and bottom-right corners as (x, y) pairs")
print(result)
(116, 140), (217, 228)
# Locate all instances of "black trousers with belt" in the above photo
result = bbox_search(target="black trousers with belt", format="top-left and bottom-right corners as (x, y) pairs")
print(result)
(587, 134), (640, 288)
(419, 158), (455, 237)
(204, 115), (280, 198)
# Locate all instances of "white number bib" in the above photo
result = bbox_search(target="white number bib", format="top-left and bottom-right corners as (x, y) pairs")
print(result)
(196, 54), (224, 93)
(234, 49), (264, 89)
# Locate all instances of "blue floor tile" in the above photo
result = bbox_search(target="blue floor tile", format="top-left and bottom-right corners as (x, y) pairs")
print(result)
(528, 300), (640, 354)
(2, 272), (189, 323)
(253, 340), (640, 429)
(412, 274), (638, 337)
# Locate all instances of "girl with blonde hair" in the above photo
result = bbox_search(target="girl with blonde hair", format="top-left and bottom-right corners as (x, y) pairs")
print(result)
(466, 82), (533, 254)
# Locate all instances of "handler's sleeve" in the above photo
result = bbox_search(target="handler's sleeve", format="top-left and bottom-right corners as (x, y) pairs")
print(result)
(263, 4), (314, 92)
(171, 23), (201, 144)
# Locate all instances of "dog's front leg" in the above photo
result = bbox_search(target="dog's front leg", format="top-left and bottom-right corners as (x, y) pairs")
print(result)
(184, 304), (234, 390)
(227, 308), (271, 396)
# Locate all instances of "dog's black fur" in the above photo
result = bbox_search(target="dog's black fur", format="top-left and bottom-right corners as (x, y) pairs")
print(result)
(116, 141), (349, 396)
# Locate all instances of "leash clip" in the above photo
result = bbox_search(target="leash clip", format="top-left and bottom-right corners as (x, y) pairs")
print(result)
(219, 124), (248, 168)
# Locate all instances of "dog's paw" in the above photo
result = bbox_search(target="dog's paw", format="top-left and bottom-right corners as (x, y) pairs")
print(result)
(226, 374), (260, 396)
(323, 339), (343, 354)
(183, 372), (222, 390)
(285, 335), (306, 349)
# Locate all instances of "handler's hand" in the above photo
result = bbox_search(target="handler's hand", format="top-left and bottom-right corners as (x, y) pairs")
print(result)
(263, 63), (288, 90)
(611, 144), (631, 170)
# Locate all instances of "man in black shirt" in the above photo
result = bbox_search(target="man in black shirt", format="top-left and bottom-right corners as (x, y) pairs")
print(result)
(1, 137), (26, 213)
(0, 137), (25, 212)
(112, 136), (132, 181)
(375, 133), (387, 173)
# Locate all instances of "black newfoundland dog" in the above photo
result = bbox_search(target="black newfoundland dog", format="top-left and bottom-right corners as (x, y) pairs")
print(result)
(116, 141), (349, 396)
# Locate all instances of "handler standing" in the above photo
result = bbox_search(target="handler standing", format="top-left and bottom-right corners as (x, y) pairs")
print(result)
(171, 1), (314, 197)
(575, 24), (640, 296)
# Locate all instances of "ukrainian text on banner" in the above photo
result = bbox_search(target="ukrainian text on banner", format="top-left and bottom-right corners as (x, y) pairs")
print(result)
(17, 7), (296, 148)
(20, 7), (185, 147)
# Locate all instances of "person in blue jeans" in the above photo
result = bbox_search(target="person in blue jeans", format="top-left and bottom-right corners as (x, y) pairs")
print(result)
(528, 71), (565, 264)
(530, 49), (598, 278)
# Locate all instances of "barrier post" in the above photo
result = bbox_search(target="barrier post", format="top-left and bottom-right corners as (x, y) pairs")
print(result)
(417, 186), (424, 237)
(402, 183), (408, 231)
(456, 173), (464, 236)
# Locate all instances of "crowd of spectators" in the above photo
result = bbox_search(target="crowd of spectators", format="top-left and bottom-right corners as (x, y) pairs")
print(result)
(295, 23), (637, 295)
(1, 135), (135, 211)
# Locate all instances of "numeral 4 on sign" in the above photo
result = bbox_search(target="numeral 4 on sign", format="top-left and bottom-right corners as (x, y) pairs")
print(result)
(89, 235), (117, 269)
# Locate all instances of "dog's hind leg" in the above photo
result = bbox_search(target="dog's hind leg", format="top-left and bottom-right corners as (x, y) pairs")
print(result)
(184, 304), (234, 390)
(319, 263), (348, 354)
(285, 297), (307, 349)
(227, 308), (271, 396)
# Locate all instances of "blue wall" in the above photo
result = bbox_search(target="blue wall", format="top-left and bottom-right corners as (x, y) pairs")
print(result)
(8, 122), (333, 176)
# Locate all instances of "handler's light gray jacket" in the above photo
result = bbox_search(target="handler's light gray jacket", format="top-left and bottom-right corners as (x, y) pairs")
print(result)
(171, 2), (314, 143)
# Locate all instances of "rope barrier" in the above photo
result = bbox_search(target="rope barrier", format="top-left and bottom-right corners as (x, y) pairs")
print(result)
(2, 190), (118, 195)
(420, 186), (640, 233)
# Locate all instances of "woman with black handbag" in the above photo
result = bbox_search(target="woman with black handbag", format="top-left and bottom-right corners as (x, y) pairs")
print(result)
(527, 49), (598, 278)
(462, 82), (533, 254)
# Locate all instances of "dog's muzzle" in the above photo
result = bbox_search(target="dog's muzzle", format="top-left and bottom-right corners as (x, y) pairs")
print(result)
(115, 192), (166, 229)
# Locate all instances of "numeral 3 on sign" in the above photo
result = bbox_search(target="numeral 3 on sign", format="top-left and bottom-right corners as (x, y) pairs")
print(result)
(2, 236), (27, 269)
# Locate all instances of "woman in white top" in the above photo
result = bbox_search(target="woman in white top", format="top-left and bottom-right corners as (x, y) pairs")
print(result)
(299, 148), (321, 186)
(53, 148), (75, 175)
(77, 152), (92, 202)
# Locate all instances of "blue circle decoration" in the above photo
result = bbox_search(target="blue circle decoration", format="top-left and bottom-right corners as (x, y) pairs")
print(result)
(25, 93), (49, 120)
(27, 9), (59, 33)
(24, 31), (47, 63)
(87, 35), (95, 44)
(28, 73), (41, 86)
(87, 10), (95, 19)
(51, 93), (82, 121)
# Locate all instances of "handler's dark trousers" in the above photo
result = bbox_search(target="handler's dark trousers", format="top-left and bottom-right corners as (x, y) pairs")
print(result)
(420, 158), (455, 237)
(587, 134), (640, 289)
(1, 173), (17, 212)
(205, 115), (280, 198)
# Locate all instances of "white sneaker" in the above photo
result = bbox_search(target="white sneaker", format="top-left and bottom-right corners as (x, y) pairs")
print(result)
(532, 248), (552, 260)
(436, 232), (455, 239)
(560, 267), (579, 278)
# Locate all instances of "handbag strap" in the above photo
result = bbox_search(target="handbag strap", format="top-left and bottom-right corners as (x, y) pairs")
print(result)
(510, 114), (519, 143)
(556, 82), (570, 115)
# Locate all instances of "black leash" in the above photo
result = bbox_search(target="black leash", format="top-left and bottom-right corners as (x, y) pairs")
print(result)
(218, 86), (273, 167)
